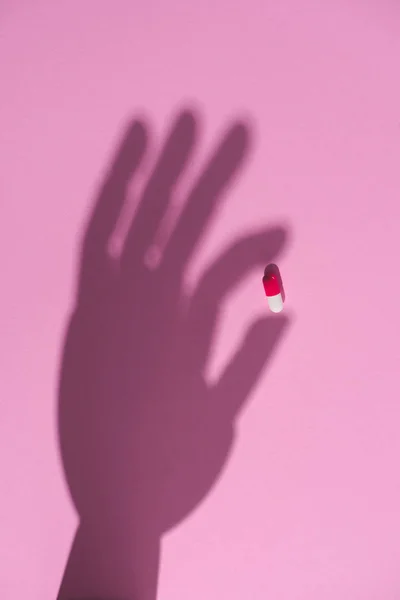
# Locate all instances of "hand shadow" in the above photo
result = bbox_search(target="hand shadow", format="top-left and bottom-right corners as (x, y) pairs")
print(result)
(56, 110), (290, 600)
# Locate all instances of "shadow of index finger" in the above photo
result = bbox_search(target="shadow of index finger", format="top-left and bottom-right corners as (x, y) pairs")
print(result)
(186, 227), (287, 370)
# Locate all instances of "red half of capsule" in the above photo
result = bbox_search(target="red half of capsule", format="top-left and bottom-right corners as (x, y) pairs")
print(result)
(262, 273), (281, 297)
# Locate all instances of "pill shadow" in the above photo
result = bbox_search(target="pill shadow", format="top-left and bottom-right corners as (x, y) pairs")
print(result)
(56, 108), (290, 600)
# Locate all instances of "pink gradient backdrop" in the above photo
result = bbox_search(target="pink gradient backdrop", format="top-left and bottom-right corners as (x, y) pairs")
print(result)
(1, 1), (400, 598)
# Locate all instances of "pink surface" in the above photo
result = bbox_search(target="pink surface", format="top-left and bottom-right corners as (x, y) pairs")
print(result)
(1, 2), (400, 599)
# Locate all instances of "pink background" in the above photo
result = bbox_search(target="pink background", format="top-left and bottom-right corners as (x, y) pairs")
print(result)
(1, 1), (400, 598)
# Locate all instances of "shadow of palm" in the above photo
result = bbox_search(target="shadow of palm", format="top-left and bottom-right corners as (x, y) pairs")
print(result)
(57, 110), (290, 600)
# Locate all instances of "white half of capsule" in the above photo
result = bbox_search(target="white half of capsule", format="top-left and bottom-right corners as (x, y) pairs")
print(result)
(267, 293), (284, 313)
